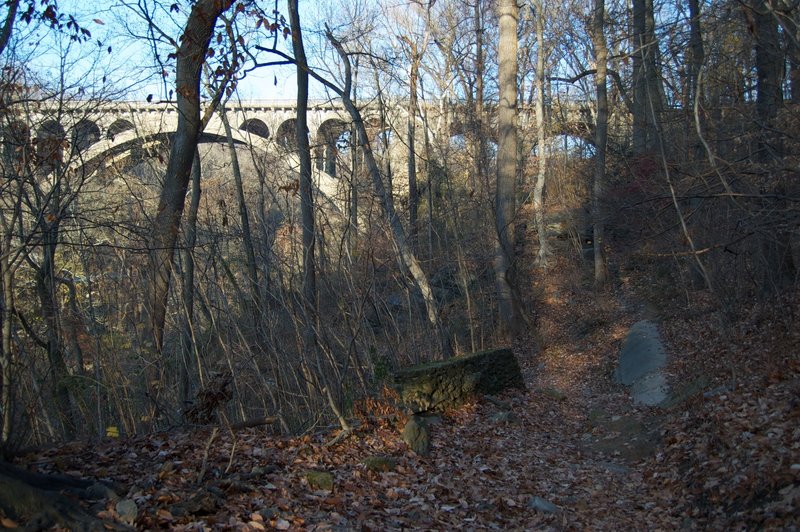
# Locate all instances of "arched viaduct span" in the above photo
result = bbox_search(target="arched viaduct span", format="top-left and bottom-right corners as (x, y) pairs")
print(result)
(2, 98), (601, 194)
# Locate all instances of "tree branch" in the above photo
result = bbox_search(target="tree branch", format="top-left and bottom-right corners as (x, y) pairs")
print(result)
(550, 68), (634, 114)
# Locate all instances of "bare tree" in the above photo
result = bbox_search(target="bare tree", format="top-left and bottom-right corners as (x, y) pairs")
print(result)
(287, 0), (317, 330)
(495, 0), (521, 336)
(591, 0), (609, 286)
(531, 0), (549, 268)
(146, 0), (234, 352)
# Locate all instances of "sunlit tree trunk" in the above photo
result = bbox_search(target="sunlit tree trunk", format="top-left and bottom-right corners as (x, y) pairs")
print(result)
(532, 0), (549, 268)
(325, 31), (452, 357)
(147, 0), (232, 352)
(495, 0), (521, 336)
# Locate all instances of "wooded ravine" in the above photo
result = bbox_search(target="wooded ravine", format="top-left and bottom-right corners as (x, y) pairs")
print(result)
(0, 0), (798, 529)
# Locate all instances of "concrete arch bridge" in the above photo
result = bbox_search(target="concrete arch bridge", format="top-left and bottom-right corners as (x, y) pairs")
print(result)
(1, 98), (603, 205)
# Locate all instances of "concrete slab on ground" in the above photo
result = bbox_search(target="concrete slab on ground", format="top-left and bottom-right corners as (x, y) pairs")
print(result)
(614, 320), (670, 406)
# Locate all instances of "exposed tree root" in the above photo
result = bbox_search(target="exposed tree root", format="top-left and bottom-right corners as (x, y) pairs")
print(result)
(0, 461), (128, 531)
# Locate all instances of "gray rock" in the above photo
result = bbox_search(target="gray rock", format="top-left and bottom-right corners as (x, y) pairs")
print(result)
(115, 498), (138, 524)
(527, 496), (558, 514)
(615, 320), (670, 406)
(402, 415), (431, 456)
(614, 321), (666, 385)
(363, 456), (399, 472)
(490, 411), (519, 424)
(597, 461), (630, 475)
(631, 371), (669, 406)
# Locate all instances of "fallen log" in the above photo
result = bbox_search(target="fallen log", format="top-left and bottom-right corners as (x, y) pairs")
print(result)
(393, 347), (525, 413)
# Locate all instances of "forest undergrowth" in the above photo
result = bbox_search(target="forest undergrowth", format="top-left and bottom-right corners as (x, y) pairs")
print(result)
(1, 222), (799, 531)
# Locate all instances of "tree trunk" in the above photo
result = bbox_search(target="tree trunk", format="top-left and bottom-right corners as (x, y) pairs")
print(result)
(631, 0), (662, 154)
(687, 0), (705, 162)
(220, 107), (260, 311)
(0, 240), (14, 445)
(325, 31), (451, 357)
(533, 0), (549, 268)
(288, 0), (317, 319)
(179, 150), (201, 405)
(0, 0), (19, 56)
(35, 214), (75, 438)
(749, 0), (794, 291)
(751, 0), (783, 160)
(592, 0), (609, 286)
(473, 0), (486, 197)
(0, 179), (22, 446)
(147, 0), (233, 352)
(495, 0), (521, 337)
(407, 42), (420, 243)
(686, 0), (705, 109)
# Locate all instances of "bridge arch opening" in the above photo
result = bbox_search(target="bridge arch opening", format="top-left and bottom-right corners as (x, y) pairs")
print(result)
(545, 133), (596, 159)
(72, 119), (101, 153)
(36, 119), (66, 168)
(239, 118), (270, 140)
(275, 118), (298, 151)
(107, 119), (134, 140)
(317, 118), (349, 177)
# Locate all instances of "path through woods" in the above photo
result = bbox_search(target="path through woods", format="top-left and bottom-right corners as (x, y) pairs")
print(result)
(2, 249), (799, 530)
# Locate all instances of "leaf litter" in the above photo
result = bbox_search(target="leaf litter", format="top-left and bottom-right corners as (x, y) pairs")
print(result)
(5, 255), (799, 530)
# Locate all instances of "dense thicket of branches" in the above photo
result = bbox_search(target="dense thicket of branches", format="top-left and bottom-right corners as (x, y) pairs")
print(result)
(0, 0), (797, 451)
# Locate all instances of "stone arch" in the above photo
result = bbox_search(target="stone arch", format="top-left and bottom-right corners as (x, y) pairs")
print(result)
(239, 118), (270, 139)
(72, 118), (101, 153)
(36, 119), (66, 167)
(107, 119), (134, 140)
(275, 118), (297, 151)
(316, 118), (349, 176)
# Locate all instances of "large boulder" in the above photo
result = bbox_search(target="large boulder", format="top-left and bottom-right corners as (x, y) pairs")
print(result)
(393, 348), (525, 413)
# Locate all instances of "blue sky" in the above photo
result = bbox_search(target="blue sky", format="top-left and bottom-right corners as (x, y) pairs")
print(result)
(5, 0), (332, 102)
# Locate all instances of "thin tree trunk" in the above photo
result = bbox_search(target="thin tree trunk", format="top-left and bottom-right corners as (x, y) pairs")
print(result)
(643, 0), (662, 147)
(495, 0), (521, 337)
(592, 0), (609, 286)
(407, 41), (420, 243)
(473, 0), (486, 197)
(632, 0), (661, 154)
(220, 107), (260, 309)
(288, 0), (317, 321)
(533, 0), (549, 268)
(147, 0), (233, 352)
(632, 0), (646, 154)
(687, 0), (704, 108)
(325, 30), (451, 357)
(0, 248), (14, 445)
(179, 150), (201, 405)
(687, 0), (705, 162)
